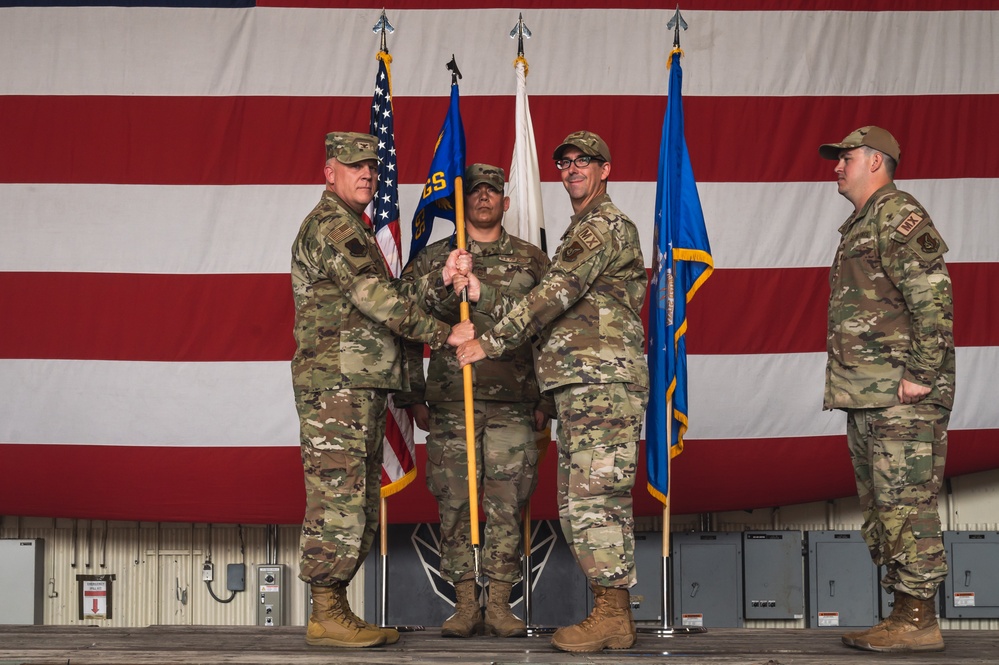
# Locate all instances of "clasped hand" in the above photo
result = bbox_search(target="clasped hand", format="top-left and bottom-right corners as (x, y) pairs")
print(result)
(443, 249), (477, 348)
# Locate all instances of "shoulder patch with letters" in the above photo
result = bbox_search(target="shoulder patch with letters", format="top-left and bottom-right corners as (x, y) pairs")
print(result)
(896, 211), (924, 236)
(577, 226), (602, 250)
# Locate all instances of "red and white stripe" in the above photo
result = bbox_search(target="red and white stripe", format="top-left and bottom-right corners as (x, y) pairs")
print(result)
(1, 2), (996, 522)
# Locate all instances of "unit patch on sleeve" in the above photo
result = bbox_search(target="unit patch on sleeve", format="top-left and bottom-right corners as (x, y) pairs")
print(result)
(561, 241), (585, 263)
(344, 237), (367, 258)
(916, 231), (940, 254)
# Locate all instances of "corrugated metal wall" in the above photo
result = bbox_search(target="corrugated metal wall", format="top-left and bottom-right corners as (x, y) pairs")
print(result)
(0, 522), (326, 628)
(3, 467), (998, 630)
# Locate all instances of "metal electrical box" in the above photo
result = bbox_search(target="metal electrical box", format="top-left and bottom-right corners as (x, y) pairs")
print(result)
(671, 532), (743, 628)
(256, 565), (286, 626)
(743, 531), (805, 620)
(0, 539), (45, 625)
(941, 531), (999, 619)
(630, 531), (666, 621)
(806, 530), (879, 629)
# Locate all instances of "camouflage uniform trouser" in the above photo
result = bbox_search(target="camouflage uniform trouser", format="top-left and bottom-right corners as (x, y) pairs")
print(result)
(846, 403), (950, 600)
(553, 382), (647, 589)
(426, 400), (540, 584)
(296, 387), (386, 586)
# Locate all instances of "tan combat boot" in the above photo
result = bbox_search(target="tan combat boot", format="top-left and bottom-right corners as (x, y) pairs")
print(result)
(852, 592), (944, 652)
(842, 619), (889, 648)
(551, 584), (636, 652)
(441, 579), (483, 638)
(332, 582), (401, 645)
(306, 583), (386, 648)
(484, 579), (526, 637)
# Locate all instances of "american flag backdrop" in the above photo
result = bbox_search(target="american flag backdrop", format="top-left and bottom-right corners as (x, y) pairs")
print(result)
(1, 1), (997, 524)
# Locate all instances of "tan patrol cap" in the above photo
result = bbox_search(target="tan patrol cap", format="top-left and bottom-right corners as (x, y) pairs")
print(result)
(819, 126), (901, 163)
(464, 163), (505, 193)
(325, 132), (379, 164)
(553, 130), (611, 162)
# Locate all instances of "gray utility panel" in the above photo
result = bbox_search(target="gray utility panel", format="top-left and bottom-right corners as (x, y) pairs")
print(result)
(671, 532), (743, 628)
(806, 530), (879, 629)
(256, 564), (287, 627)
(743, 531), (805, 620)
(0, 539), (45, 625)
(941, 531), (999, 619)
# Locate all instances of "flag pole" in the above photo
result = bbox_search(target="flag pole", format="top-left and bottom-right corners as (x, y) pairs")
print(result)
(446, 55), (483, 590)
(378, 497), (390, 627)
(508, 13), (554, 635)
(370, 10), (422, 633)
(373, 11), (394, 633)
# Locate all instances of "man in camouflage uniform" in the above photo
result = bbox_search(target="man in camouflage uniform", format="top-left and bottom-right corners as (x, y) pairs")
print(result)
(291, 131), (473, 649)
(456, 133), (648, 652)
(820, 126), (955, 653)
(396, 164), (553, 639)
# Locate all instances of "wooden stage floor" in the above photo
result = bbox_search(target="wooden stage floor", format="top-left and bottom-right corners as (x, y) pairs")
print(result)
(2, 624), (998, 664)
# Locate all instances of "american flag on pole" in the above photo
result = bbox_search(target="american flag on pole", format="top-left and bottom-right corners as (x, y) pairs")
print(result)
(364, 51), (417, 498)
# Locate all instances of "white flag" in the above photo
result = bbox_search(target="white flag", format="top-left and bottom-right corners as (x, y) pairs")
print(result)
(506, 58), (545, 250)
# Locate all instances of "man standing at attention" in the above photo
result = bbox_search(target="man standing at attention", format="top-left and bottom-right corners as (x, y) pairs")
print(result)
(396, 163), (553, 639)
(820, 126), (955, 653)
(456, 132), (648, 653)
(291, 132), (472, 648)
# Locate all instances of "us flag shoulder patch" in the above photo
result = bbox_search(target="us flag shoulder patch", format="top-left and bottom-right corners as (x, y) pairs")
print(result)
(325, 224), (354, 246)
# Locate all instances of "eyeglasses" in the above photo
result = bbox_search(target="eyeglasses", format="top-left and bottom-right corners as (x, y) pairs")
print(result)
(554, 155), (604, 170)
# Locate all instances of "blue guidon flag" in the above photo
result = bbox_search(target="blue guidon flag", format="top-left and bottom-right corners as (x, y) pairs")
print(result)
(409, 80), (466, 261)
(646, 48), (714, 505)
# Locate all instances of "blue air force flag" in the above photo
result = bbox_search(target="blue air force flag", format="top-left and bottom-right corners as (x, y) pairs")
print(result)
(646, 49), (714, 505)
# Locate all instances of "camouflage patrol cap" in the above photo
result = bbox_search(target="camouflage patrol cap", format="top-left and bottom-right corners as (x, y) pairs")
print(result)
(553, 130), (611, 162)
(464, 163), (505, 193)
(325, 132), (379, 164)
(819, 126), (901, 163)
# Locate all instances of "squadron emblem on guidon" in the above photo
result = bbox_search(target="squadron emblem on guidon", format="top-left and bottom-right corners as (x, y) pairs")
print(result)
(411, 521), (558, 606)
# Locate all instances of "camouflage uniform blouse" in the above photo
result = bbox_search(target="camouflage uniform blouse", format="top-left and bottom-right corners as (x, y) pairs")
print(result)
(824, 183), (955, 410)
(395, 229), (553, 414)
(291, 190), (451, 395)
(476, 194), (648, 392)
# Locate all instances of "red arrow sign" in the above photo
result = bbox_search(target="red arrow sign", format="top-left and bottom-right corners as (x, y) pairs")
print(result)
(92, 598), (100, 614)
